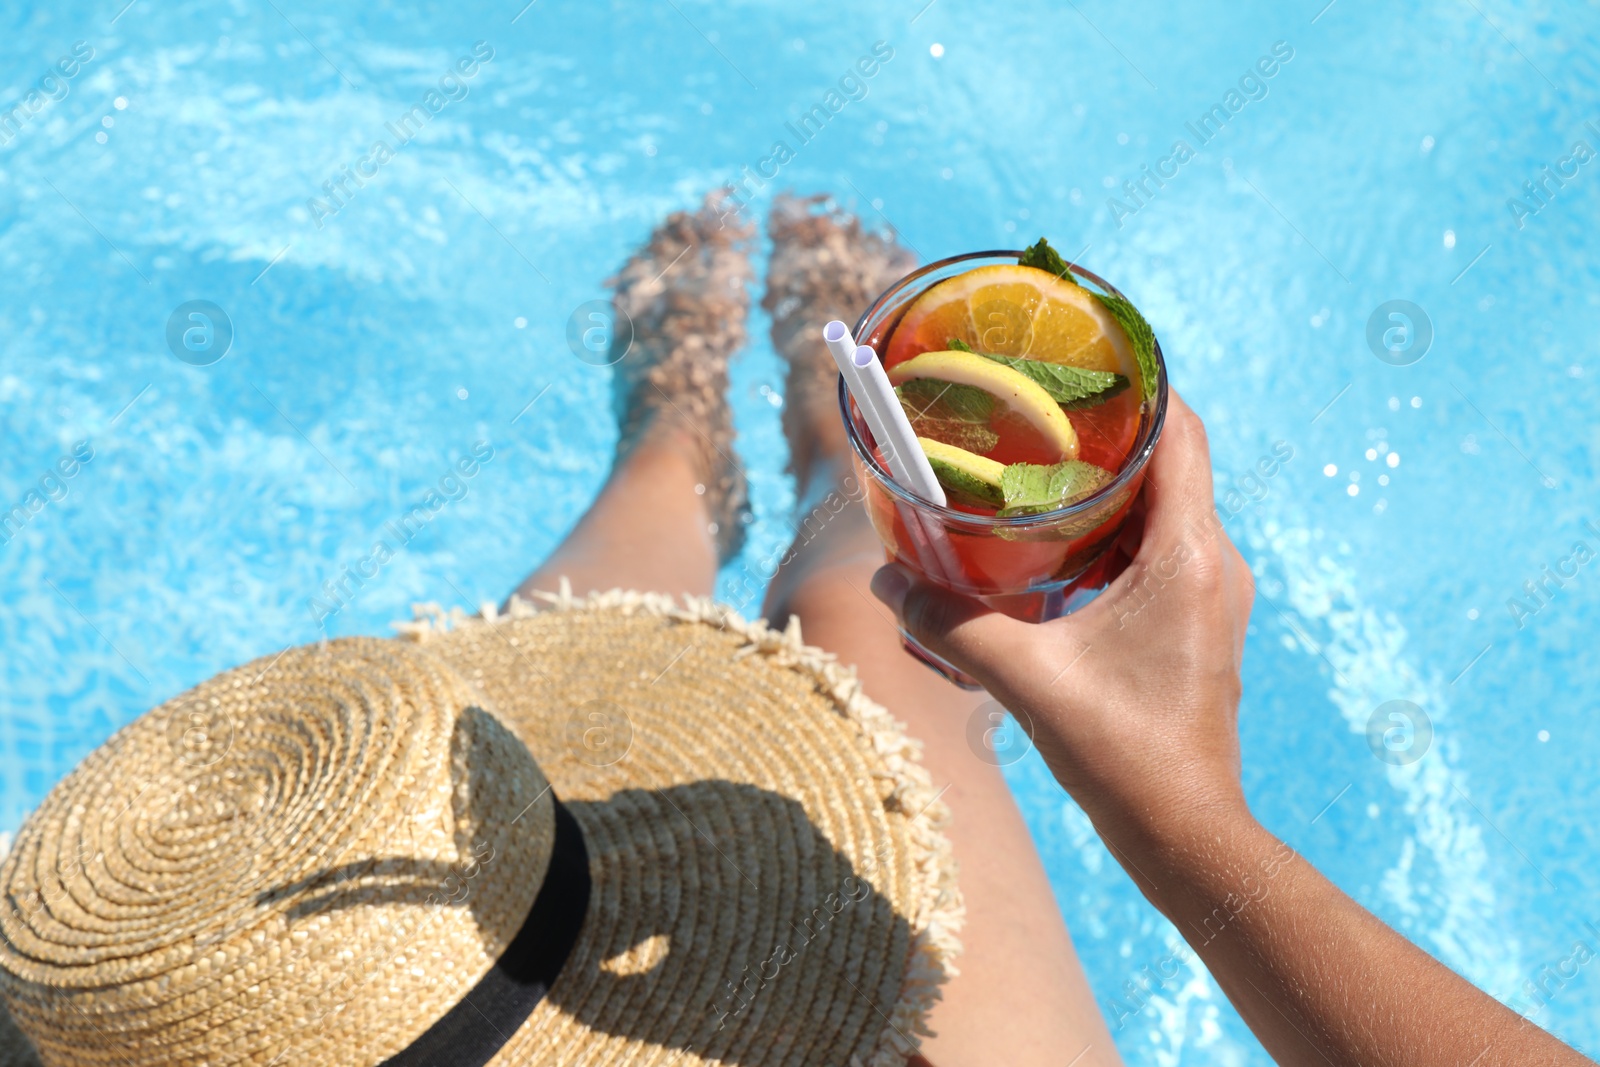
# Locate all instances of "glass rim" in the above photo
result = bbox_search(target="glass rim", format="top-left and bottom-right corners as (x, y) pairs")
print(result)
(840, 249), (1170, 528)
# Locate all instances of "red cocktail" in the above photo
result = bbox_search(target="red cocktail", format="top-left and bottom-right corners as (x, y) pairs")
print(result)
(841, 243), (1169, 688)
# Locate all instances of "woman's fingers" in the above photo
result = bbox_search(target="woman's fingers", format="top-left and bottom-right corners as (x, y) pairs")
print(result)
(1133, 391), (1221, 559)
(870, 565), (1059, 693)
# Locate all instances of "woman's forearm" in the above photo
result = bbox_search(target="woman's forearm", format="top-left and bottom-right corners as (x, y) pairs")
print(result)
(1108, 809), (1591, 1067)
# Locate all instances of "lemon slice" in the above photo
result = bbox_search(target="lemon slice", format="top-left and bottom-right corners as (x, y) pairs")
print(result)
(889, 349), (1079, 461)
(918, 437), (1006, 508)
(885, 264), (1138, 380)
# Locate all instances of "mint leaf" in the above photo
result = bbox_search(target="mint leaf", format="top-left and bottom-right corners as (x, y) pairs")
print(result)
(1018, 238), (1079, 285)
(895, 379), (999, 455)
(1091, 292), (1159, 402)
(979, 352), (1128, 408)
(998, 460), (1114, 517)
(947, 337), (975, 353)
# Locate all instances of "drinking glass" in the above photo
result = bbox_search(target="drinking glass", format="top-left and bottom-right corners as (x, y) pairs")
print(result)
(840, 251), (1170, 689)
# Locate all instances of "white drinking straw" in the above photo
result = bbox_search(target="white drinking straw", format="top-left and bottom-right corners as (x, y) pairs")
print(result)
(823, 320), (962, 587)
(821, 321), (946, 507)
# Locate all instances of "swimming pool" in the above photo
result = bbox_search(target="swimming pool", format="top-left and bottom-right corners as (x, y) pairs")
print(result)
(2, 0), (1597, 1060)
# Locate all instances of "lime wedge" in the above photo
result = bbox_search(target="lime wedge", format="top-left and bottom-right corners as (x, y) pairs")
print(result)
(919, 437), (1006, 508)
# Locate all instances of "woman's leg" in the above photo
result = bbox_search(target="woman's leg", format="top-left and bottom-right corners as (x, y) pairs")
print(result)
(761, 198), (1121, 1067)
(512, 198), (753, 602)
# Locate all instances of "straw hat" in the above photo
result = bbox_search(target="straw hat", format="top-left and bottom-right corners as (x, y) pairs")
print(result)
(0, 589), (962, 1067)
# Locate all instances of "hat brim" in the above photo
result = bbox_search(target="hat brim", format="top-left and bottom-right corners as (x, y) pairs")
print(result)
(403, 588), (963, 1067)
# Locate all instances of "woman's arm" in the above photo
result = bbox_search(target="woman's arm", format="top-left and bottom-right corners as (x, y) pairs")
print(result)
(872, 393), (1592, 1067)
(1108, 805), (1577, 1066)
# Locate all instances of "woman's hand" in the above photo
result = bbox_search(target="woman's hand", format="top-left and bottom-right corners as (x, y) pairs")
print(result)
(871, 391), (1256, 851)
(874, 392), (1599, 1067)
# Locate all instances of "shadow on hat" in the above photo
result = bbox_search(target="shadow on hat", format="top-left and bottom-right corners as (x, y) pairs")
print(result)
(0, 999), (35, 1067)
(0, 592), (963, 1066)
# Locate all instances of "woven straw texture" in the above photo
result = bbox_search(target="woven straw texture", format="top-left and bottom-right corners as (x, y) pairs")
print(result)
(0, 590), (962, 1067)
(0, 639), (552, 1067)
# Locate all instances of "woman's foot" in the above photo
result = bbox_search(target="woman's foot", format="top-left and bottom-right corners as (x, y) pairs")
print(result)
(612, 192), (755, 559)
(762, 194), (916, 491)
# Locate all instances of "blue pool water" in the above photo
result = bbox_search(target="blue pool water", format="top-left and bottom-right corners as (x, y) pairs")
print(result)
(3, 1), (1598, 1060)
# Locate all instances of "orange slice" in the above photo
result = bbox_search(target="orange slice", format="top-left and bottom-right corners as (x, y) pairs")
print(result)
(884, 264), (1138, 381)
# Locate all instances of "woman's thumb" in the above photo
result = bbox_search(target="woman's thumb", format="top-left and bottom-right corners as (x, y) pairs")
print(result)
(869, 565), (1039, 687)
